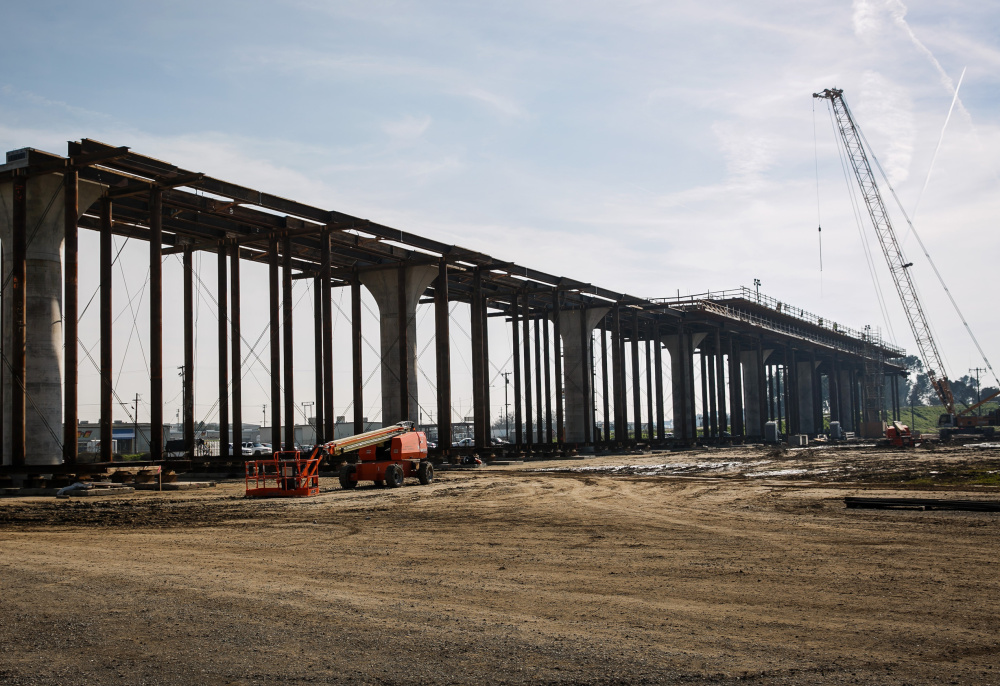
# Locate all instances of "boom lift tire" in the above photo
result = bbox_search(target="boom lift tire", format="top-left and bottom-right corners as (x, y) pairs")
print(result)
(418, 461), (434, 485)
(339, 464), (358, 489)
(385, 464), (404, 488)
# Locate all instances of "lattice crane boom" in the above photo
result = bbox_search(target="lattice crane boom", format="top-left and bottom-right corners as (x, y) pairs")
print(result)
(813, 87), (956, 415)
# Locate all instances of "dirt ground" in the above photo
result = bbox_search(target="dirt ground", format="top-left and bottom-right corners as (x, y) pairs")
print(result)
(1, 443), (999, 685)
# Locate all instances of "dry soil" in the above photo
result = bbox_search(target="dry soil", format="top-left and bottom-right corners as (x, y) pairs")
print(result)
(1, 443), (998, 685)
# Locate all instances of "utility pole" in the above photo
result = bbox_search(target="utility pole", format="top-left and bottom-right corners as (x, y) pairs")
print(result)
(501, 371), (511, 440)
(970, 367), (986, 415)
(133, 393), (141, 454)
(753, 278), (761, 303)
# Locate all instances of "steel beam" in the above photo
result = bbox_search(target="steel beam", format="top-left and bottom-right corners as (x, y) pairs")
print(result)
(553, 292), (564, 444)
(534, 310), (543, 447)
(543, 313), (552, 445)
(218, 246), (229, 459)
(63, 170), (79, 464)
(654, 323), (664, 441)
(351, 278), (364, 434)
(601, 319), (610, 443)
(183, 248), (194, 456)
(523, 291), (533, 449)
(512, 292), (522, 449)
(482, 294), (490, 444)
(230, 241), (242, 447)
(321, 230), (334, 443)
(471, 268), (485, 450)
(150, 190), (163, 460)
(581, 306), (593, 445)
(434, 259), (451, 452)
(645, 338), (653, 441)
(100, 197), (113, 463)
(283, 234), (295, 451)
(397, 265), (408, 421)
(269, 236), (281, 446)
(313, 275), (324, 442)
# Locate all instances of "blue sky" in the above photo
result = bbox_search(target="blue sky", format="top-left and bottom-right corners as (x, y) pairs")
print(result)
(3, 0), (999, 427)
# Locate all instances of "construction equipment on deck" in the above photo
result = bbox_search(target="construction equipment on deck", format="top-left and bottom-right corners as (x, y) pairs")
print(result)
(814, 88), (999, 441)
(245, 421), (432, 497)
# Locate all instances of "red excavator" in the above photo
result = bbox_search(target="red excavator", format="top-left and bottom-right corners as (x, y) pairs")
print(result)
(245, 421), (433, 498)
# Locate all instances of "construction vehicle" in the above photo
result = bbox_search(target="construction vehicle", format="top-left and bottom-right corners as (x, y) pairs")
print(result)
(886, 421), (916, 448)
(814, 88), (999, 442)
(245, 421), (432, 498)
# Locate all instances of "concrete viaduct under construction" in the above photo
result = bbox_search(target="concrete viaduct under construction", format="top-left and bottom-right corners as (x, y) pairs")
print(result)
(0, 140), (905, 473)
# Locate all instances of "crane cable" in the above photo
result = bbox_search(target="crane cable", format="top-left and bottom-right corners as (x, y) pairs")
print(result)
(813, 99), (823, 295)
(856, 120), (1000, 391)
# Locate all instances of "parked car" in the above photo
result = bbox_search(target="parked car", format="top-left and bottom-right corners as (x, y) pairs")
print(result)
(229, 443), (253, 457)
(242, 441), (271, 457)
(452, 437), (474, 447)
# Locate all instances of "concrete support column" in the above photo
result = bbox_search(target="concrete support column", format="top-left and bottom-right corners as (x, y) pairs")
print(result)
(556, 306), (609, 445)
(599, 320), (611, 443)
(838, 369), (854, 432)
(552, 292), (564, 444)
(663, 331), (705, 443)
(359, 265), (437, 425)
(611, 305), (624, 445)
(707, 350), (717, 437)
(796, 360), (817, 435)
(512, 296), (522, 450)
(523, 293), (533, 449)
(729, 337), (744, 440)
(654, 325), (665, 441)
(741, 348), (764, 438)
(829, 359), (841, 425)
(715, 329), (727, 436)
(631, 311), (641, 443)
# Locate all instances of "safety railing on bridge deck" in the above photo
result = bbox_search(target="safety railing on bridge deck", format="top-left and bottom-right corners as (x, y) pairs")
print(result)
(651, 287), (904, 360)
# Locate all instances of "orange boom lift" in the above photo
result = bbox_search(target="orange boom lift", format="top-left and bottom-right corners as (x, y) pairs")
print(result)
(245, 421), (433, 498)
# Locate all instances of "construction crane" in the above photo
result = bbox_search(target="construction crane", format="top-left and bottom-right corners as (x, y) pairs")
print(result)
(245, 421), (432, 497)
(814, 88), (999, 438)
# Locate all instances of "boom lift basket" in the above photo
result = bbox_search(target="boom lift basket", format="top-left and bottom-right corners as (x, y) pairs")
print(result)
(245, 450), (320, 498)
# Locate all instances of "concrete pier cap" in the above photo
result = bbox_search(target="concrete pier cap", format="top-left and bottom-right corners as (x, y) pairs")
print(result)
(554, 306), (609, 445)
(0, 172), (104, 466)
(360, 265), (438, 426)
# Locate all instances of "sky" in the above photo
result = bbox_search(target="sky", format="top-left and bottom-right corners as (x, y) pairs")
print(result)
(2, 0), (999, 432)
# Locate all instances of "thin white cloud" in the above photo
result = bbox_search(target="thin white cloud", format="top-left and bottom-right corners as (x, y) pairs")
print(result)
(248, 48), (527, 119)
(711, 121), (777, 181)
(382, 114), (432, 140)
(857, 70), (916, 183)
